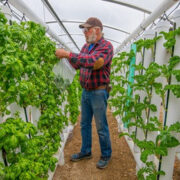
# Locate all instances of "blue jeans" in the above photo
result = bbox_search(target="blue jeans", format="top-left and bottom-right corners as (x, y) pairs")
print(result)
(80, 89), (112, 158)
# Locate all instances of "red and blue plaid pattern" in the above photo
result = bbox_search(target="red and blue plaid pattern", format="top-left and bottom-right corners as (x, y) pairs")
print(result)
(69, 37), (113, 90)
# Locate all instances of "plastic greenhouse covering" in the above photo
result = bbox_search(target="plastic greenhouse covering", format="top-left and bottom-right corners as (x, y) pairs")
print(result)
(1, 0), (180, 180)
(1, 0), (179, 53)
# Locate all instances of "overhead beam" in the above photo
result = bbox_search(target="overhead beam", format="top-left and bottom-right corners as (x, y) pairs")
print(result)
(46, 20), (130, 35)
(58, 33), (83, 36)
(105, 38), (121, 44)
(115, 0), (178, 54)
(102, 0), (151, 14)
(58, 33), (122, 44)
(8, 0), (71, 51)
(41, 0), (80, 51)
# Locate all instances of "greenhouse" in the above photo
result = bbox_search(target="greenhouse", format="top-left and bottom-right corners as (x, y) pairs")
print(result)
(1, 0), (180, 179)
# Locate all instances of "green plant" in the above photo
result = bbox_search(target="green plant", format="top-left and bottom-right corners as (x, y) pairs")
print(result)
(0, 11), (81, 179)
(110, 29), (180, 179)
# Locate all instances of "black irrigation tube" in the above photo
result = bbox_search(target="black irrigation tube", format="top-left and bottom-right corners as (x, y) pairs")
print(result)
(24, 107), (31, 138)
(2, 147), (8, 166)
(24, 107), (28, 123)
(163, 23), (176, 128)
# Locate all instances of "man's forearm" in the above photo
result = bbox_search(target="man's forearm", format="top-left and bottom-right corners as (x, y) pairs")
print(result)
(55, 49), (70, 59)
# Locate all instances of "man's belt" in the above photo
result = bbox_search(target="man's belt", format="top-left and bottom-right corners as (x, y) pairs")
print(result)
(85, 84), (111, 93)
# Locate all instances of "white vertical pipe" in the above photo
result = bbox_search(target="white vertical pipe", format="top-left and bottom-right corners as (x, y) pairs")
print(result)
(135, 49), (142, 66)
(146, 22), (171, 172)
(148, 21), (171, 131)
(123, 45), (131, 132)
(134, 30), (155, 171)
(159, 9), (180, 180)
(131, 42), (144, 171)
(159, 147), (177, 180)
(128, 36), (143, 137)
(124, 44), (131, 102)
(143, 29), (156, 68)
(9, 103), (25, 121)
(115, 0), (178, 54)
(147, 21), (171, 142)
(154, 21), (171, 67)
(31, 107), (41, 127)
(170, 9), (180, 128)
(134, 29), (155, 150)
(121, 43), (143, 169)
(115, 45), (130, 131)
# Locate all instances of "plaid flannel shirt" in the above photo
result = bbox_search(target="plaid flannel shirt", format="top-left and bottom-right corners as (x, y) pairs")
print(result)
(69, 37), (113, 90)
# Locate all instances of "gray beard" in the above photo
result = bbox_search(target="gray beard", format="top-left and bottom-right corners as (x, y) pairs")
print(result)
(87, 31), (97, 44)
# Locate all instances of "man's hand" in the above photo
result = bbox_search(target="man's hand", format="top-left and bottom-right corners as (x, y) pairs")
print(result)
(55, 49), (70, 59)
(93, 57), (104, 70)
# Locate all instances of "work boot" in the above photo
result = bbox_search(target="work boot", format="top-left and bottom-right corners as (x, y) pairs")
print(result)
(96, 156), (111, 169)
(71, 152), (92, 162)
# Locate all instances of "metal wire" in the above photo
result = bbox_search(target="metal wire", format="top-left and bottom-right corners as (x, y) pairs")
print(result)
(0, 0), (27, 22)
(20, 13), (27, 22)
(2, 0), (8, 5)
(149, 21), (156, 29)
(167, 2), (180, 17)
(157, 2), (180, 24)
(136, 2), (180, 38)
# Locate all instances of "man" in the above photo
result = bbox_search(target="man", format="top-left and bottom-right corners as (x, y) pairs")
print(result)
(55, 17), (113, 169)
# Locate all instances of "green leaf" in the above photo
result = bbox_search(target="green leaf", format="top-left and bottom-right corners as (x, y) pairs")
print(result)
(9, 135), (19, 149)
(149, 104), (157, 112)
(159, 133), (180, 148)
(155, 147), (168, 156)
(119, 132), (129, 138)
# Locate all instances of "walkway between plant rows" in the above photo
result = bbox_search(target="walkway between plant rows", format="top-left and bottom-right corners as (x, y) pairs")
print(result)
(53, 107), (137, 180)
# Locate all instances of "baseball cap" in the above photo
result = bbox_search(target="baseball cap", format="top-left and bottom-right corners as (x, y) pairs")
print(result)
(79, 17), (103, 31)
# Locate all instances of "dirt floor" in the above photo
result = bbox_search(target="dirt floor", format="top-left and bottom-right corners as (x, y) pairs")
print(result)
(53, 108), (137, 180)
(174, 158), (180, 180)
(53, 107), (180, 180)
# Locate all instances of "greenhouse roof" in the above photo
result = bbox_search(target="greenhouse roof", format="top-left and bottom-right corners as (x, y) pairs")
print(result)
(1, 0), (180, 53)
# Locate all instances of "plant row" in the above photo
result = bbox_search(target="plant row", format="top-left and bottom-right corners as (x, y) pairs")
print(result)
(109, 27), (180, 179)
(0, 12), (81, 179)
